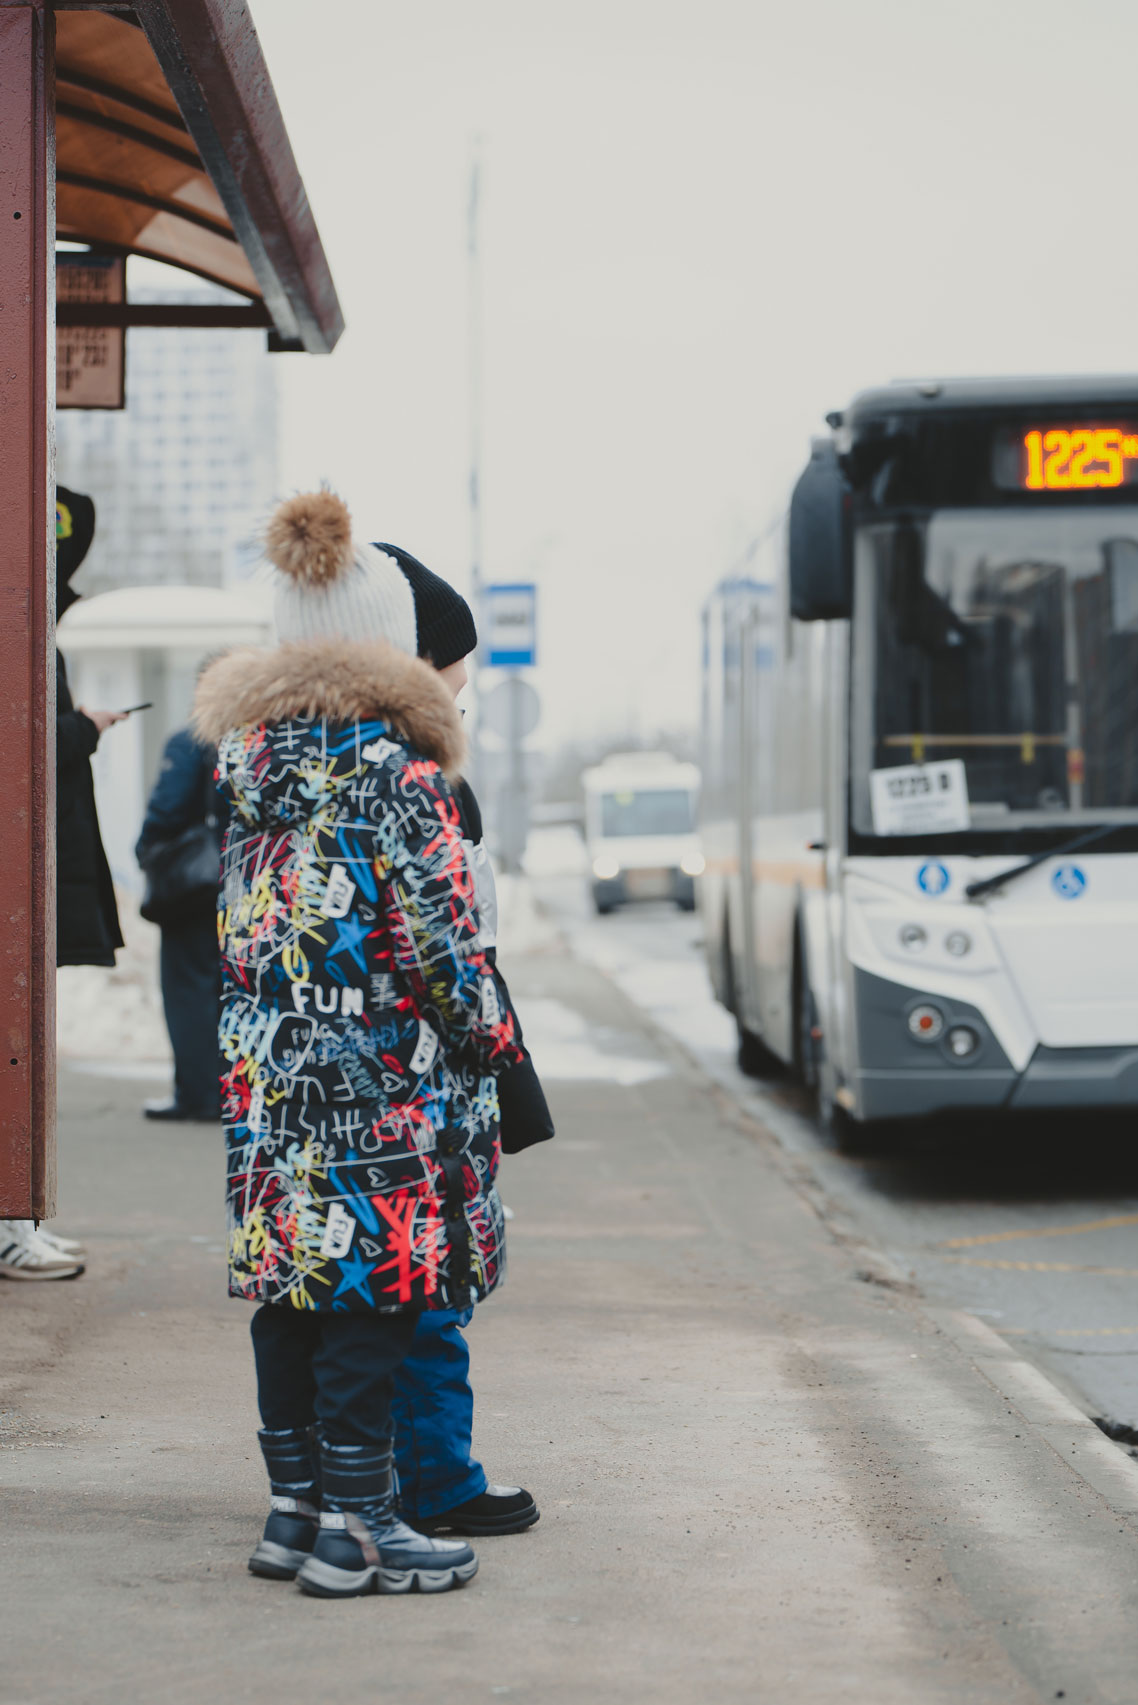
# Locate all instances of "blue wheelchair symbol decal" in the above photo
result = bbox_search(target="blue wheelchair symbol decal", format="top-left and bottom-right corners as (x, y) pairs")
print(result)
(917, 862), (950, 896)
(1052, 864), (1086, 900)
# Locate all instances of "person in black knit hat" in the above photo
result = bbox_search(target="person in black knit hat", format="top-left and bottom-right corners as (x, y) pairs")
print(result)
(375, 539), (556, 1540)
(376, 543), (478, 674)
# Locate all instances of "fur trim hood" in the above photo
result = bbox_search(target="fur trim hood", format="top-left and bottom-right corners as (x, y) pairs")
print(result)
(192, 638), (465, 779)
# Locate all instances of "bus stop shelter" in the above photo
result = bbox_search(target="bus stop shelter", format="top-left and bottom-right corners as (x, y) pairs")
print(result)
(0, 0), (343, 1218)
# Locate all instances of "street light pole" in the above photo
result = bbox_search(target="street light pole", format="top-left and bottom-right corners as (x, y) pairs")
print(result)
(466, 142), (484, 788)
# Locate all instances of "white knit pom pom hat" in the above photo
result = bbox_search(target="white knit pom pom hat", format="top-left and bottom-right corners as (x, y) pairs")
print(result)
(264, 488), (417, 655)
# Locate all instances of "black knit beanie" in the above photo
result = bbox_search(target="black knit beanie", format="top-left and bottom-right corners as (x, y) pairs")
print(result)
(375, 541), (478, 670)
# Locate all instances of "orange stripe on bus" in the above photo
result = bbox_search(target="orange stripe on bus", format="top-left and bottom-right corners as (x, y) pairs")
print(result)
(701, 856), (825, 888)
(751, 860), (826, 888)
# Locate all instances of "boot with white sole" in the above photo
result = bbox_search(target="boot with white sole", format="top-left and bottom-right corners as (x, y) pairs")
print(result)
(297, 1437), (477, 1598)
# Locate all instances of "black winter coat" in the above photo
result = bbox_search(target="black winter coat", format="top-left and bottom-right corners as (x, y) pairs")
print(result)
(136, 727), (220, 865)
(454, 778), (554, 1156)
(57, 651), (123, 968)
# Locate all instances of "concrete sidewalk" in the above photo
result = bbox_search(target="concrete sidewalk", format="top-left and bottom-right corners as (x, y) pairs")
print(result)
(4, 945), (1138, 1704)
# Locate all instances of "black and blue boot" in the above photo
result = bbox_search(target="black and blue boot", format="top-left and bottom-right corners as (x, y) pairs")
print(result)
(297, 1437), (478, 1598)
(248, 1426), (321, 1580)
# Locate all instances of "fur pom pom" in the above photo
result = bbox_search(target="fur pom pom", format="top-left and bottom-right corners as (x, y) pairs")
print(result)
(264, 489), (354, 587)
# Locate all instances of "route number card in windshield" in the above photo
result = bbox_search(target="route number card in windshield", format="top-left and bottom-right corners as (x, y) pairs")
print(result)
(869, 759), (970, 836)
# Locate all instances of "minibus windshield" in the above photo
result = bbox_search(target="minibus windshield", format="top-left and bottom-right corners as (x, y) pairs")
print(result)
(600, 789), (694, 837)
(850, 507), (1138, 839)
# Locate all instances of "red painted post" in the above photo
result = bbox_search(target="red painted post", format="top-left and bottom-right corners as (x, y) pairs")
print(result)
(0, 0), (55, 1218)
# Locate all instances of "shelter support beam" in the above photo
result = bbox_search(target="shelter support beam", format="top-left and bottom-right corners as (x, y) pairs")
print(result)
(137, 0), (344, 354)
(0, 0), (56, 1217)
(57, 301), (272, 329)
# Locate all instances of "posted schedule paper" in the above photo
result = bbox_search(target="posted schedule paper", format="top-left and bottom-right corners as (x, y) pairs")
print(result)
(869, 759), (971, 837)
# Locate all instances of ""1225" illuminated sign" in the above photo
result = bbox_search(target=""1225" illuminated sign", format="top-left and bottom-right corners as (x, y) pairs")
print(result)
(1023, 426), (1138, 490)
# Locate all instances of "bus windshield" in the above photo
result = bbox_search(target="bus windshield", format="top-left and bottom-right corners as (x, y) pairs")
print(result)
(850, 507), (1138, 838)
(600, 789), (694, 837)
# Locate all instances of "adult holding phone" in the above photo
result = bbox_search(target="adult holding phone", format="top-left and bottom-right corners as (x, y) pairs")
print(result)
(56, 487), (126, 974)
(1, 487), (123, 1281)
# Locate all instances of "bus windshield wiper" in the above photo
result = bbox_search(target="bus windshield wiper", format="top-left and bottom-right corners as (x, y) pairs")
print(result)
(965, 822), (1124, 901)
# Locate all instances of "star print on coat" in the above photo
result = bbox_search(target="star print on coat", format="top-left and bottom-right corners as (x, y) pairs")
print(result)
(328, 913), (372, 975)
(332, 1246), (379, 1304)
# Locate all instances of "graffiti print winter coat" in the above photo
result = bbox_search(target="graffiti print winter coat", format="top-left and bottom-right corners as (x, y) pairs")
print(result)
(193, 639), (525, 1314)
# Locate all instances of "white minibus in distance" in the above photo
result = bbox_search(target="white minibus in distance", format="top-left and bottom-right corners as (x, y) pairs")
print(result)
(583, 751), (702, 914)
(700, 376), (1138, 1145)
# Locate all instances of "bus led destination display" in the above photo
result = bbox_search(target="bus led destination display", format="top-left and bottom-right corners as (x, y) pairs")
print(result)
(993, 423), (1138, 491)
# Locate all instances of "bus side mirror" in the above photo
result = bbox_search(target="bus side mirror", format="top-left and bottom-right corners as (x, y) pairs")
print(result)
(789, 440), (852, 621)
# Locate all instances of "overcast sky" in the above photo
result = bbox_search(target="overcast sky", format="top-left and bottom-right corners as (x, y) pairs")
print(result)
(249, 0), (1138, 745)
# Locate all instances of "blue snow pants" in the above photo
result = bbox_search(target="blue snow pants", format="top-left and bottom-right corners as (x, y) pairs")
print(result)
(392, 1308), (488, 1519)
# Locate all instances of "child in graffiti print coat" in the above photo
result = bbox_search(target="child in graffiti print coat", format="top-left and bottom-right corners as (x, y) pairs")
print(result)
(193, 491), (525, 1599)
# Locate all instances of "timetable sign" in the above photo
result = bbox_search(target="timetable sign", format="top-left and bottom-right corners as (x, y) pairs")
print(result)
(57, 252), (125, 411)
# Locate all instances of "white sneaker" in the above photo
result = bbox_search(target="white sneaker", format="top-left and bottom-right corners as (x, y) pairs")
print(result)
(36, 1227), (86, 1258)
(0, 1220), (84, 1280)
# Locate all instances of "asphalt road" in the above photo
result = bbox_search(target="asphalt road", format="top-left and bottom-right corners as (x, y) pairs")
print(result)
(528, 852), (1138, 1437)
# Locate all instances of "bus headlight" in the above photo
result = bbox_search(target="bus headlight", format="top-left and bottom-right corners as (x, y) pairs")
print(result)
(592, 855), (621, 881)
(898, 923), (927, 951)
(944, 930), (972, 957)
(680, 851), (705, 877)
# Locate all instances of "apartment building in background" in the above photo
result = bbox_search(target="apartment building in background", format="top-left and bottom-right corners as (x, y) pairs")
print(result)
(56, 282), (278, 593)
(55, 280), (280, 889)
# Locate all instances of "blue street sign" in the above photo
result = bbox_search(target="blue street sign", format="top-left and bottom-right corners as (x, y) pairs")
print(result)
(485, 582), (536, 668)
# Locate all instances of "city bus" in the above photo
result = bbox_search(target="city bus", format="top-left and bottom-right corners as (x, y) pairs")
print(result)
(700, 377), (1138, 1144)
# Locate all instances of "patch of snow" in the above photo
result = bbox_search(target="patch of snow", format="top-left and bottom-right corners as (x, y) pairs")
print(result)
(577, 931), (736, 1064)
(57, 890), (171, 1064)
(494, 872), (559, 956)
(522, 825), (587, 878)
(523, 835), (737, 1073)
(65, 1059), (171, 1082)
(519, 996), (669, 1086)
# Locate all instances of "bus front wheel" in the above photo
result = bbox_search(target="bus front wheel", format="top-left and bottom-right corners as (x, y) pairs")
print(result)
(794, 943), (887, 1152)
(831, 1107), (893, 1157)
(820, 1082), (892, 1156)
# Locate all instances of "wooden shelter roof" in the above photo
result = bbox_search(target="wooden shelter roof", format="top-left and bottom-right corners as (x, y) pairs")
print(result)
(55, 3), (343, 351)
